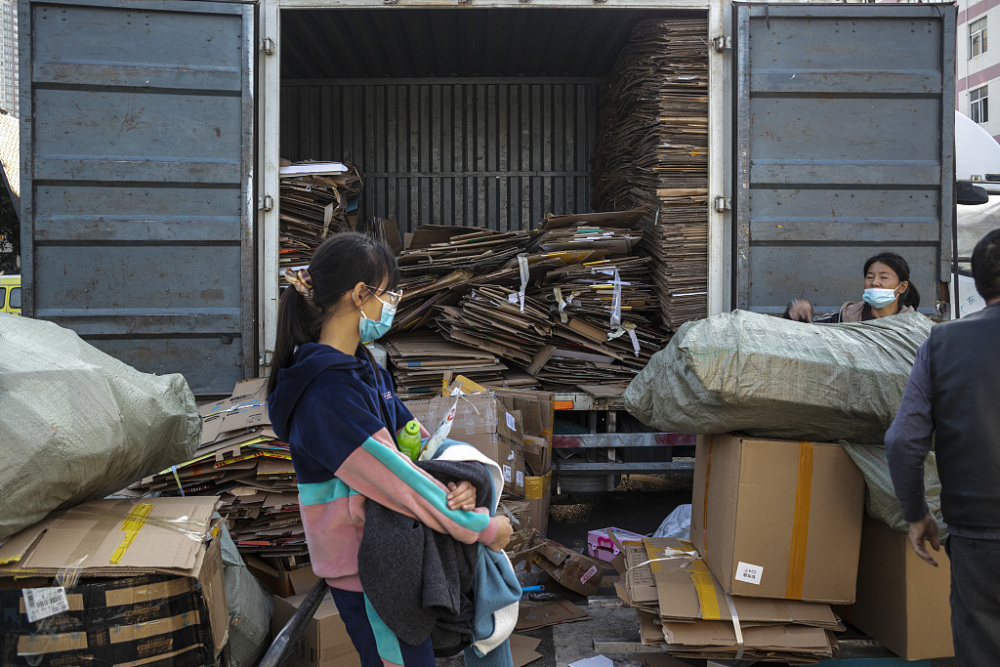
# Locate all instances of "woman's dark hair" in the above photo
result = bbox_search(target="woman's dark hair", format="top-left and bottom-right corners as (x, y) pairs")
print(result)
(267, 232), (399, 395)
(863, 251), (920, 310)
(972, 228), (1000, 303)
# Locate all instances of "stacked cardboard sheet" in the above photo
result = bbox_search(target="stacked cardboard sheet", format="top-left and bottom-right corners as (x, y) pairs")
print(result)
(615, 537), (841, 663)
(279, 160), (363, 284)
(592, 18), (709, 330)
(128, 379), (308, 565)
(385, 211), (667, 395)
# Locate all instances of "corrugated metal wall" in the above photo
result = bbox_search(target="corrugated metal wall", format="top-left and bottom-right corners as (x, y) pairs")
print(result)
(281, 78), (602, 232)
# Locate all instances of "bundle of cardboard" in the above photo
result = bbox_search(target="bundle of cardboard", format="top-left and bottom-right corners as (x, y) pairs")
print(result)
(279, 160), (363, 284)
(592, 18), (709, 330)
(127, 379), (309, 567)
(615, 536), (842, 663)
(383, 211), (668, 397)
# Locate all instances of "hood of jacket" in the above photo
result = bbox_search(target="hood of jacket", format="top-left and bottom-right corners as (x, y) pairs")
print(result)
(267, 342), (365, 441)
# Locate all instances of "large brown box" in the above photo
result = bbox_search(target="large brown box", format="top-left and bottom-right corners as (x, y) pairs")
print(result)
(272, 592), (362, 667)
(692, 434), (865, 604)
(839, 516), (954, 660)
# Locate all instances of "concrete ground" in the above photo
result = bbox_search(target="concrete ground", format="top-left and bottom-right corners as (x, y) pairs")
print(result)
(438, 474), (958, 667)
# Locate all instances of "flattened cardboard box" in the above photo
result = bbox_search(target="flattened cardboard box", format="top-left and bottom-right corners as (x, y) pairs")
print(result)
(272, 592), (361, 667)
(0, 497), (227, 666)
(530, 536), (605, 596)
(837, 516), (953, 660)
(692, 434), (864, 604)
(620, 538), (840, 629)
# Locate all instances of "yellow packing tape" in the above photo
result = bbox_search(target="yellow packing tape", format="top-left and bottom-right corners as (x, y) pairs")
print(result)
(111, 503), (153, 565)
(785, 441), (814, 600)
(524, 472), (551, 500)
(644, 540), (721, 620)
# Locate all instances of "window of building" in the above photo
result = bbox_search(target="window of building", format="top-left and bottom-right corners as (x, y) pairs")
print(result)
(972, 86), (989, 124)
(971, 18), (988, 58)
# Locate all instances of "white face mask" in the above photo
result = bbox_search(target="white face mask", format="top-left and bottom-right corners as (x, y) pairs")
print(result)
(863, 288), (898, 309)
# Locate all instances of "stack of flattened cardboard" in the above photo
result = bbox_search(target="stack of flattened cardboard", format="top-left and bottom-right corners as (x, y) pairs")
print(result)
(398, 228), (532, 277)
(128, 379), (308, 565)
(384, 334), (511, 398)
(592, 18), (709, 330)
(279, 160), (363, 284)
(0, 497), (229, 666)
(615, 536), (841, 663)
(385, 211), (667, 393)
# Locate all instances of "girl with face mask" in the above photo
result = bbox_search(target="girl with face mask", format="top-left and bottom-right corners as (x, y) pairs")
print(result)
(267, 233), (513, 667)
(786, 251), (921, 323)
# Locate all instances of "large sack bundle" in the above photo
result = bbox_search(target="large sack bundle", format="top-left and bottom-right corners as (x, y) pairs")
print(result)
(624, 310), (932, 443)
(0, 316), (200, 546)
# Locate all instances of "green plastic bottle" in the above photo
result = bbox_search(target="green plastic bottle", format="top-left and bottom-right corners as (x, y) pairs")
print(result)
(397, 419), (422, 461)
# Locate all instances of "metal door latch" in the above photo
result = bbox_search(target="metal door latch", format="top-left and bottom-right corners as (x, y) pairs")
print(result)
(260, 37), (274, 55)
(259, 195), (274, 212)
(713, 36), (731, 52)
(714, 196), (731, 213)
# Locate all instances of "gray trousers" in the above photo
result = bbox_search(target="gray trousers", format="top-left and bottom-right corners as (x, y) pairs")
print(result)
(947, 535), (1000, 666)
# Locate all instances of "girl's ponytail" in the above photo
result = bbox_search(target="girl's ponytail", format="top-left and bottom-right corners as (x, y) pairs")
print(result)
(267, 286), (321, 396)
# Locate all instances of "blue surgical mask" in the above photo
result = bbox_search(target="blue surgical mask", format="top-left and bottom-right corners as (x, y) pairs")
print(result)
(863, 288), (898, 309)
(359, 295), (396, 342)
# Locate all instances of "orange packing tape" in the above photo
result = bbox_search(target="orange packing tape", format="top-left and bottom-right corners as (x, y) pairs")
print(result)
(553, 400), (574, 411)
(785, 441), (814, 600)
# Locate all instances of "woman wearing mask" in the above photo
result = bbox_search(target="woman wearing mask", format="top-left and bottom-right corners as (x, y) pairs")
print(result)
(785, 251), (921, 323)
(267, 232), (513, 667)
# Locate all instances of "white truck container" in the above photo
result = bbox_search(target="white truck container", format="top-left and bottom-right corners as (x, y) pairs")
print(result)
(19, 0), (957, 395)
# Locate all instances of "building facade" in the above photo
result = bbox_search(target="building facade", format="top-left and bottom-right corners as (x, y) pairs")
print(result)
(0, 0), (17, 118)
(958, 0), (1000, 140)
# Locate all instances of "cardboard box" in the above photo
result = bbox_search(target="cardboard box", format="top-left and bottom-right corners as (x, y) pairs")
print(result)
(587, 527), (645, 563)
(245, 558), (320, 598)
(692, 434), (864, 604)
(406, 392), (527, 497)
(272, 592), (362, 667)
(838, 516), (953, 660)
(0, 497), (228, 665)
(529, 536), (606, 596)
(524, 472), (552, 536)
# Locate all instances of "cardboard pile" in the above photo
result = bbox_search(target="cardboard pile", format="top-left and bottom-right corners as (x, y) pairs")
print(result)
(592, 18), (709, 330)
(385, 211), (668, 395)
(0, 497), (228, 666)
(615, 536), (841, 663)
(279, 160), (363, 283)
(128, 379), (309, 568)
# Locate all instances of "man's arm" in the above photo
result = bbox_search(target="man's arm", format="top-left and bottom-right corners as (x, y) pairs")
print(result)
(885, 340), (940, 565)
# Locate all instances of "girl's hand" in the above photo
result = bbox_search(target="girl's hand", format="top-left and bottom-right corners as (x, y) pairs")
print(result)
(488, 516), (514, 552)
(446, 480), (478, 510)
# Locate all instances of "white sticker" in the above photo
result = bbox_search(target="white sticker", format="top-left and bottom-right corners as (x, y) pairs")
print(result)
(507, 450), (515, 461)
(502, 465), (512, 483)
(506, 411), (516, 432)
(23, 587), (70, 623)
(735, 561), (764, 586)
(516, 471), (524, 487)
(580, 564), (600, 585)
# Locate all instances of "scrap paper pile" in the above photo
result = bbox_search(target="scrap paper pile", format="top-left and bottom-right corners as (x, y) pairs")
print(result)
(592, 18), (709, 330)
(128, 379), (308, 565)
(615, 536), (841, 663)
(279, 159), (363, 284)
(383, 210), (668, 398)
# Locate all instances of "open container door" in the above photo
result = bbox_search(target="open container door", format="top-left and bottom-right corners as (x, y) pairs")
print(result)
(20, 0), (255, 395)
(732, 2), (956, 317)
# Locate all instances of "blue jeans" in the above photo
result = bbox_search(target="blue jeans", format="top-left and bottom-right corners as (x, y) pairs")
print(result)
(328, 587), (436, 667)
(947, 535), (1000, 666)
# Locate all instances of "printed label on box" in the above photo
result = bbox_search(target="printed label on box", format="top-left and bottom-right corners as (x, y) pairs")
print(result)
(516, 471), (524, 487)
(23, 587), (70, 623)
(506, 411), (517, 432)
(735, 561), (764, 585)
(580, 565), (600, 585)
(503, 465), (512, 483)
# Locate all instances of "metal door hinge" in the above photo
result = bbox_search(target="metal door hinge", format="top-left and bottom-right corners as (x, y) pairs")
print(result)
(714, 196), (731, 213)
(713, 36), (731, 52)
(259, 350), (273, 367)
(259, 195), (274, 212)
(260, 37), (275, 55)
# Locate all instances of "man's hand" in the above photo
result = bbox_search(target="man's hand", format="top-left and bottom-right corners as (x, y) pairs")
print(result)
(787, 298), (814, 323)
(446, 480), (477, 511)
(908, 512), (941, 567)
(488, 516), (514, 552)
